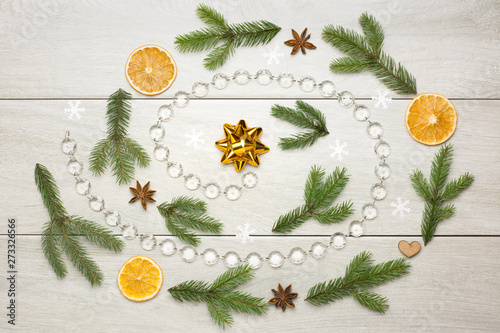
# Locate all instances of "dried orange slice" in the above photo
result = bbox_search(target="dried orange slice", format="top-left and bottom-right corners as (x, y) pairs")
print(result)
(125, 44), (177, 95)
(405, 93), (457, 145)
(117, 256), (163, 302)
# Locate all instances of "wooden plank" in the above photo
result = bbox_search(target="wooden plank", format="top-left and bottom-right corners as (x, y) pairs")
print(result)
(1, 235), (499, 332)
(0, 0), (498, 99)
(1, 99), (498, 236)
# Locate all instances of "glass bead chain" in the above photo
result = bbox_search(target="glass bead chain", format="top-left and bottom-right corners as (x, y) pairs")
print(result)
(61, 69), (391, 269)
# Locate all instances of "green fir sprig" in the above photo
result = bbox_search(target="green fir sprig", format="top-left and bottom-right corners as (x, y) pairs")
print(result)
(272, 166), (354, 233)
(322, 12), (417, 95)
(175, 3), (281, 70)
(305, 251), (411, 313)
(410, 144), (474, 245)
(271, 101), (329, 150)
(157, 196), (223, 246)
(35, 164), (124, 286)
(168, 264), (268, 329)
(89, 89), (150, 185)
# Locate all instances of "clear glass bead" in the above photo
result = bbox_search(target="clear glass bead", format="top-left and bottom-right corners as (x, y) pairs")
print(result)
(299, 76), (315, 92)
(61, 137), (77, 155)
(159, 239), (177, 256)
(149, 124), (165, 141)
(202, 248), (218, 265)
(362, 203), (378, 220)
(184, 173), (201, 190)
(246, 252), (263, 269)
(224, 251), (240, 268)
(241, 172), (258, 188)
(225, 185), (241, 201)
(289, 247), (306, 265)
(330, 232), (347, 249)
(104, 210), (121, 226)
(310, 242), (327, 259)
(367, 122), (384, 139)
(375, 140), (391, 158)
(192, 82), (209, 97)
(255, 69), (272, 85)
(67, 157), (83, 175)
(181, 245), (197, 263)
(268, 251), (284, 268)
(319, 80), (336, 97)
(140, 234), (157, 251)
(167, 161), (183, 178)
(277, 73), (294, 88)
(353, 105), (370, 121)
(153, 144), (169, 161)
(173, 91), (190, 108)
(121, 223), (137, 240)
(338, 91), (355, 107)
(375, 162), (391, 180)
(89, 196), (104, 212)
(158, 105), (174, 121)
(349, 220), (364, 237)
(234, 69), (250, 85)
(370, 183), (387, 200)
(212, 73), (229, 90)
(204, 183), (221, 199)
(75, 179), (91, 195)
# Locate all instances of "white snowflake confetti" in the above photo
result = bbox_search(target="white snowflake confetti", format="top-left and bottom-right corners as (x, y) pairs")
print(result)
(390, 197), (411, 218)
(371, 90), (393, 109)
(262, 46), (284, 65)
(235, 223), (256, 245)
(329, 140), (349, 161)
(185, 128), (206, 150)
(64, 101), (85, 120)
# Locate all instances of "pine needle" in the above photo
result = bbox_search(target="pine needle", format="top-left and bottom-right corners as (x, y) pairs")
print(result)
(272, 166), (353, 233)
(322, 12), (417, 95)
(157, 196), (223, 246)
(305, 251), (411, 313)
(168, 265), (268, 329)
(35, 164), (124, 286)
(410, 144), (474, 245)
(89, 89), (150, 185)
(271, 101), (329, 150)
(175, 4), (280, 70)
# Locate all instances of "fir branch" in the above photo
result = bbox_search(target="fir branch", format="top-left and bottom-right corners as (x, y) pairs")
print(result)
(175, 4), (280, 70)
(197, 3), (228, 28)
(89, 89), (150, 185)
(272, 166), (354, 233)
(410, 144), (474, 245)
(322, 12), (417, 95)
(35, 164), (124, 286)
(271, 101), (329, 150)
(157, 196), (223, 246)
(305, 251), (411, 313)
(168, 265), (267, 329)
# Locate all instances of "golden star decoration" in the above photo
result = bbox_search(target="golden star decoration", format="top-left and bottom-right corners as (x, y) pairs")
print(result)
(215, 120), (269, 172)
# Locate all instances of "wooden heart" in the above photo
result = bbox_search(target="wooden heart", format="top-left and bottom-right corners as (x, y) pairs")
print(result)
(398, 240), (421, 258)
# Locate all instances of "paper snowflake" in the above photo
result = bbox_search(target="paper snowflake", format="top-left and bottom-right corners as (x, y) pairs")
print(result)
(390, 197), (411, 219)
(64, 101), (85, 120)
(371, 90), (392, 109)
(262, 46), (284, 65)
(329, 140), (349, 161)
(235, 223), (256, 244)
(185, 128), (206, 150)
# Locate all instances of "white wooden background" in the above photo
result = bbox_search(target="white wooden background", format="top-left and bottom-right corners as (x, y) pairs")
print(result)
(1, 0), (499, 332)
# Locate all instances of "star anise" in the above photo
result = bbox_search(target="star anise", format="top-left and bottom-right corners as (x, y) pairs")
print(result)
(269, 284), (298, 312)
(284, 28), (317, 55)
(129, 181), (156, 210)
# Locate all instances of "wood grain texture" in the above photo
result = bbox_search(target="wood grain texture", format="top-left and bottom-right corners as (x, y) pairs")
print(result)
(0, 0), (499, 332)
(0, 0), (499, 98)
